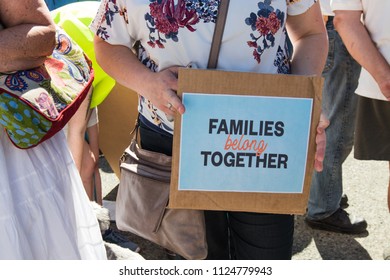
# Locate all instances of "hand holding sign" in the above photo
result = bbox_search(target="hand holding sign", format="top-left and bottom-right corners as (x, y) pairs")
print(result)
(169, 68), (324, 214)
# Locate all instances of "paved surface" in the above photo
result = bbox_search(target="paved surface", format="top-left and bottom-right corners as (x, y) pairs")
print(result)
(99, 150), (390, 260)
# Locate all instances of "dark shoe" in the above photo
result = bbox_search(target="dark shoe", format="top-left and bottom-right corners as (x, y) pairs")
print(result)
(103, 228), (141, 253)
(340, 194), (349, 209)
(305, 208), (367, 234)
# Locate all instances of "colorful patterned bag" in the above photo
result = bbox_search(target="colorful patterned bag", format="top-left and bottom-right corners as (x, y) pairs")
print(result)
(0, 27), (94, 149)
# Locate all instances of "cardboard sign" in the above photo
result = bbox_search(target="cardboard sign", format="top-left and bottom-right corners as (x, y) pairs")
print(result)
(98, 83), (138, 178)
(169, 68), (323, 214)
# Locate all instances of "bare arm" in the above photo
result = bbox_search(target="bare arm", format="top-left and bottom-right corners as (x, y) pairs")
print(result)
(287, 2), (330, 172)
(0, 0), (56, 72)
(287, 1), (328, 76)
(94, 36), (184, 117)
(334, 10), (390, 100)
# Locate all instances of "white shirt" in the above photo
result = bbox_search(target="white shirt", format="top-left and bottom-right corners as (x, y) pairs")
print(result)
(331, 0), (390, 101)
(320, 0), (334, 16)
(91, 0), (317, 134)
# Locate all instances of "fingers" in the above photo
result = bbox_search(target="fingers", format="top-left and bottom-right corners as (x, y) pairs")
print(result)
(314, 132), (326, 172)
(317, 113), (330, 132)
(139, 65), (186, 120)
(314, 113), (330, 172)
(156, 66), (185, 117)
(165, 92), (185, 115)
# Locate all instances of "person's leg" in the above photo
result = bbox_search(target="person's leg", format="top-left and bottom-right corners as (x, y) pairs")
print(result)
(66, 88), (93, 200)
(228, 212), (294, 260)
(354, 97), (390, 259)
(204, 211), (230, 260)
(86, 121), (102, 205)
(66, 87), (92, 172)
(79, 138), (95, 200)
(81, 107), (102, 204)
(306, 26), (365, 233)
(355, 98), (390, 214)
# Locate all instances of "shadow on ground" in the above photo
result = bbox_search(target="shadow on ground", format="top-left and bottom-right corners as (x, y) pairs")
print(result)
(293, 215), (371, 260)
(101, 155), (373, 260)
(107, 190), (372, 260)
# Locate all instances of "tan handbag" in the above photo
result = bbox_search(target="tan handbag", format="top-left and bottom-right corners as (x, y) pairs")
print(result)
(115, 124), (207, 260)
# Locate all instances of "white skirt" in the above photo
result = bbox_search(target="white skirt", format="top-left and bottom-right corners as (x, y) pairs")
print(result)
(0, 128), (107, 260)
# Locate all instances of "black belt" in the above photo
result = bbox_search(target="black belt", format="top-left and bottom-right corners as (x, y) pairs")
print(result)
(138, 114), (173, 138)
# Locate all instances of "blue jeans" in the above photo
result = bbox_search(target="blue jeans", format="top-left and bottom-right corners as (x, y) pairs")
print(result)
(307, 21), (361, 220)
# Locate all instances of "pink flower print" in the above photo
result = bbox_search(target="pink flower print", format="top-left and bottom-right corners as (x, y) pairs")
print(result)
(253, 49), (261, 64)
(245, 2), (285, 64)
(256, 12), (280, 37)
(247, 41), (258, 48)
(150, 0), (199, 34)
(146, 0), (200, 48)
(44, 58), (66, 88)
(256, 16), (270, 36)
(267, 12), (281, 35)
(35, 92), (59, 119)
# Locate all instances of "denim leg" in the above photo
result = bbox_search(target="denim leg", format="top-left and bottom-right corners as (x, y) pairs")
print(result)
(307, 29), (361, 220)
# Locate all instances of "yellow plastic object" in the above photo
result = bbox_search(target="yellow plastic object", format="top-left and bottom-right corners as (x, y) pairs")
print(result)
(51, 1), (115, 108)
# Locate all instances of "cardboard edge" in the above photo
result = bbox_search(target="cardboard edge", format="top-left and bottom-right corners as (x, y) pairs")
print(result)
(169, 68), (323, 214)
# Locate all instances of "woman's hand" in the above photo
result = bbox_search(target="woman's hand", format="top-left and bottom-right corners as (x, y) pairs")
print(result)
(314, 113), (330, 172)
(94, 37), (186, 120)
(141, 66), (185, 120)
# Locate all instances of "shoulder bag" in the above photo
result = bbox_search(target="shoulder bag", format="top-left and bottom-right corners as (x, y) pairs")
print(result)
(116, 121), (208, 259)
(0, 26), (93, 149)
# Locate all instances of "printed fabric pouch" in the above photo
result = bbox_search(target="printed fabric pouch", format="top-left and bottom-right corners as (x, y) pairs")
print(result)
(0, 26), (93, 149)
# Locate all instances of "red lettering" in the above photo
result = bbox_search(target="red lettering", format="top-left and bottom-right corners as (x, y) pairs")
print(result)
(224, 134), (268, 156)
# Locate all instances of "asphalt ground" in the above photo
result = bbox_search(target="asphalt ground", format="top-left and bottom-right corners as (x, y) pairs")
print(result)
(100, 149), (390, 260)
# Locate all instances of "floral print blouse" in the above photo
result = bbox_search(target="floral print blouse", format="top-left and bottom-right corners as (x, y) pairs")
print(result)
(91, 0), (317, 134)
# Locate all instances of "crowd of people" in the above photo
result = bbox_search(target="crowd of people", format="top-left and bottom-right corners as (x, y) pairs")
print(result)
(0, 0), (388, 260)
